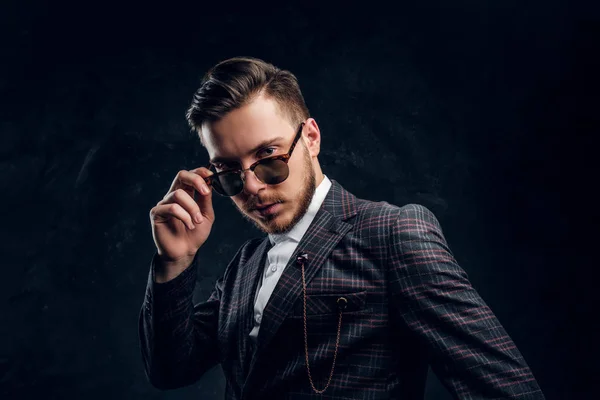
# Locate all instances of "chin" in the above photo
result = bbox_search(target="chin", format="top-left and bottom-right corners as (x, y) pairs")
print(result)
(262, 212), (288, 230)
(259, 209), (295, 235)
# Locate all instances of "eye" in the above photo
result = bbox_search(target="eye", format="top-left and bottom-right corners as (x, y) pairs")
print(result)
(259, 147), (276, 157)
(213, 162), (236, 171)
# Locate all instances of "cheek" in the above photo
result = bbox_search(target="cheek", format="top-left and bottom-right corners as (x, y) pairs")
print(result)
(289, 154), (308, 180)
(282, 167), (303, 193)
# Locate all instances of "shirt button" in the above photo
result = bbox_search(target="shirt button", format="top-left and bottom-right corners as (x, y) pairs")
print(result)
(271, 265), (277, 272)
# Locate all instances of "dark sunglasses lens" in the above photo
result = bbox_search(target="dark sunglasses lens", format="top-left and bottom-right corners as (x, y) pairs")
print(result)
(214, 172), (243, 196)
(255, 158), (289, 184)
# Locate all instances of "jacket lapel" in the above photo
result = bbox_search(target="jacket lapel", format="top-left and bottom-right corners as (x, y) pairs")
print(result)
(236, 236), (272, 379)
(241, 179), (358, 397)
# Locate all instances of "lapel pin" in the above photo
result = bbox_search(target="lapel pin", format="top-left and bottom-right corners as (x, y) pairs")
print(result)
(296, 253), (308, 266)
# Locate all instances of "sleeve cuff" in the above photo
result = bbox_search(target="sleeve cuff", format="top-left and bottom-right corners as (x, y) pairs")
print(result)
(144, 251), (201, 320)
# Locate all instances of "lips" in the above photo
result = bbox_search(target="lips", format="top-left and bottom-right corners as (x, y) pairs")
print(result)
(252, 201), (282, 217)
(255, 203), (276, 211)
(254, 201), (279, 211)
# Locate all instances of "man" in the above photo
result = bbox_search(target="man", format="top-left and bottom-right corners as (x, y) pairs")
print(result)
(139, 57), (545, 399)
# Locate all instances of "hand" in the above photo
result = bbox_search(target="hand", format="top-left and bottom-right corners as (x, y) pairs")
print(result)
(149, 167), (215, 278)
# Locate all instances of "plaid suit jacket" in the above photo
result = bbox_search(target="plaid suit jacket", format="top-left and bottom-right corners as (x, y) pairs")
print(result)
(139, 179), (545, 399)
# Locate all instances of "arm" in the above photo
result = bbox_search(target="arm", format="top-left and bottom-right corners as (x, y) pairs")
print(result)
(138, 250), (223, 390)
(387, 204), (545, 399)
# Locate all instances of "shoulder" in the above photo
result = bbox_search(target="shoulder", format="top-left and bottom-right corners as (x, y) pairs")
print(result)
(353, 196), (439, 227)
(343, 196), (443, 251)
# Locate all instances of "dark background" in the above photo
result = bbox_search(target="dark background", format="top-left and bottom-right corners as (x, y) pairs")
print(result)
(1, 1), (598, 399)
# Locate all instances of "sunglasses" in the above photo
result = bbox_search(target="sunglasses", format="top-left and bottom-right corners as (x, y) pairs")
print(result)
(202, 121), (306, 197)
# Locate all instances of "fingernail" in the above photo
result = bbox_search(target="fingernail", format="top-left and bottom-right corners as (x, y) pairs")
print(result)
(188, 222), (196, 230)
(195, 212), (202, 223)
(201, 185), (209, 195)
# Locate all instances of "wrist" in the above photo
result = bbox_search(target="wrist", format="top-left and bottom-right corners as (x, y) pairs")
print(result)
(154, 254), (195, 283)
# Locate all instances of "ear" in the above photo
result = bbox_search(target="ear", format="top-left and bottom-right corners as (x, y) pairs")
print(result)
(302, 118), (321, 157)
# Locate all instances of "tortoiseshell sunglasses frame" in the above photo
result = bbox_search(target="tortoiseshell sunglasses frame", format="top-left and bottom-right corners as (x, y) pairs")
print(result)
(201, 121), (306, 196)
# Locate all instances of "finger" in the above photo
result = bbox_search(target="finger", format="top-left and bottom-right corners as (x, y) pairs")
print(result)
(151, 202), (196, 230)
(189, 167), (215, 221)
(158, 188), (205, 225)
(166, 169), (212, 200)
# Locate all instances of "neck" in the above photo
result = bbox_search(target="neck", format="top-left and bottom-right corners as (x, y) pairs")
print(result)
(313, 160), (325, 187)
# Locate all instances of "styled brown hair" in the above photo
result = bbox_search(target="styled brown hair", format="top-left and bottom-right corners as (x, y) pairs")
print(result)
(186, 56), (310, 146)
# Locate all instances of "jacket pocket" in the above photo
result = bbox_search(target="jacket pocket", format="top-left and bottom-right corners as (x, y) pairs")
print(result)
(290, 290), (367, 317)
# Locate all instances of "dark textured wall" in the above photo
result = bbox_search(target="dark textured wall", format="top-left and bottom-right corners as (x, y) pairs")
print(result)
(1, 1), (597, 399)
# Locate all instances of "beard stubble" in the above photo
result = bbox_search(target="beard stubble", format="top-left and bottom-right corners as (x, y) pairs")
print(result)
(236, 144), (316, 235)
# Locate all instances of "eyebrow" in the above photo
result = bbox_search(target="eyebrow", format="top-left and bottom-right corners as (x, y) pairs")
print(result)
(209, 136), (286, 164)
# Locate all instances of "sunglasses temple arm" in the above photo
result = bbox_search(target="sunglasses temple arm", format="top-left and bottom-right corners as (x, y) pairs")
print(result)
(202, 175), (219, 190)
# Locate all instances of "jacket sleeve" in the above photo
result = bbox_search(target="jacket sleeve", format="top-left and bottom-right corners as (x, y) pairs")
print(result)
(138, 249), (223, 390)
(387, 204), (545, 399)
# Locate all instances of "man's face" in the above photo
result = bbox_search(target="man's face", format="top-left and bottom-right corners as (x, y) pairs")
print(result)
(201, 94), (317, 234)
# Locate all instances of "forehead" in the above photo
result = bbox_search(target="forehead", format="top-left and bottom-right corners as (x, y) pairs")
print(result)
(201, 95), (294, 162)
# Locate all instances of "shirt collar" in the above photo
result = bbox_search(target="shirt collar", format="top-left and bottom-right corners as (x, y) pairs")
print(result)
(268, 175), (332, 245)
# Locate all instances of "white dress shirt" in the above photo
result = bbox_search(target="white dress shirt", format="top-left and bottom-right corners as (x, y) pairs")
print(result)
(249, 175), (332, 341)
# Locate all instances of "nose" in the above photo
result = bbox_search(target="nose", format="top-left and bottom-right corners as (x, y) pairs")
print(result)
(241, 169), (266, 196)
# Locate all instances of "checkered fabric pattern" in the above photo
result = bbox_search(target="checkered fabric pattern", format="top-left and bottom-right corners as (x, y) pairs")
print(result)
(139, 179), (545, 399)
